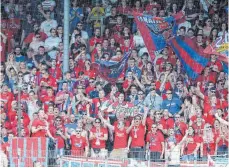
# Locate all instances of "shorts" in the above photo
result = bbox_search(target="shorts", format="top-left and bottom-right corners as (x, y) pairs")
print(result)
(110, 148), (128, 159)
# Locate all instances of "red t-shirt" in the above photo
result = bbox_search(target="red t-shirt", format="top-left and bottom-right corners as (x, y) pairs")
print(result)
(70, 135), (88, 156)
(113, 126), (128, 149)
(196, 73), (217, 85)
(50, 125), (65, 149)
(130, 124), (145, 147)
(146, 117), (166, 130)
(145, 3), (161, 12)
(192, 122), (205, 136)
(89, 37), (103, 48)
(40, 75), (57, 89)
(207, 60), (223, 72)
(0, 91), (14, 111)
(174, 122), (187, 143)
(0, 41), (6, 62)
(11, 112), (30, 127)
(24, 32), (48, 44)
(117, 6), (132, 14)
(199, 136), (216, 156)
(215, 134), (228, 147)
(183, 135), (201, 155)
(90, 127), (108, 149)
(132, 8), (144, 13)
(161, 117), (174, 129)
(40, 95), (55, 112)
(7, 18), (21, 35)
(31, 119), (47, 137)
(146, 131), (164, 152)
(92, 98), (108, 116)
(48, 67), (62, 80)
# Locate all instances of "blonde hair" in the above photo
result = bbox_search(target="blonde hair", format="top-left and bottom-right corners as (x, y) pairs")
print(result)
(203, 123), (214, 143)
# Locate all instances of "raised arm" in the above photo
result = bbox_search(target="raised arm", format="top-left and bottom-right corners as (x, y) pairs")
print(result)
(215, 113), (229, 126)
(98, 111), (115, 131)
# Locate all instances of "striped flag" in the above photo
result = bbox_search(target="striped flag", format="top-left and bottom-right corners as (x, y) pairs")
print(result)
(170, 36), (209, 79)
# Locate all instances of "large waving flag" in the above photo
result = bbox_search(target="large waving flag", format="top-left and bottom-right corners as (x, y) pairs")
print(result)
(133, 11), (185, 60)
(204, 35), (229, 73)
(93, 52), (130, 83)
(170, 36), (209, 79)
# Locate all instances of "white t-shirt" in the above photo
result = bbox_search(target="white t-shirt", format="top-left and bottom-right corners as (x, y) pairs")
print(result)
(40, 19), (58, 36)
(45, 36), (61, 59)
(29, 41), (45, 53)
(178, 21), (192, 33)
(134, 35), (145, 48)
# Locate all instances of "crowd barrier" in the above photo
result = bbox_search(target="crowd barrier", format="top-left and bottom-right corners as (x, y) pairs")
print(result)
(5, 138), (229, 167)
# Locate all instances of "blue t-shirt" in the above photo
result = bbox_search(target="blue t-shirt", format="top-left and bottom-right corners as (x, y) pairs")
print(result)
(15, 55), (26, 62)
(162, 97), (182, 115)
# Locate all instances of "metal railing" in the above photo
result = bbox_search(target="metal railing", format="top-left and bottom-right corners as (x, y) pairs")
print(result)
(6, 147), (229, 167)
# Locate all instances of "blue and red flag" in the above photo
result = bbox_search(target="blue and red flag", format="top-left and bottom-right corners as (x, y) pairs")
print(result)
(170, 36), (209, 79)
(133, 11), (185, 60)
(93, 52), (130, 83)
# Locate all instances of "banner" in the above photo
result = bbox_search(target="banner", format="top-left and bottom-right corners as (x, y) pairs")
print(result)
(204, 35), (229, 63)
(9, 137), (49, 167)
(93, 52), (130, 84)
(61, 157), (127, 167)
(133, 11), (184, 60)
(204, 35), (229, 73)
(170, 36), (209, 79)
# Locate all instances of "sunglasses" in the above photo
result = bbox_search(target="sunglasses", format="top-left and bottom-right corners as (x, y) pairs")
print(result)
(56, 120), (61, 122)
(152, 126), (157, 128)
(76, 130), (82, 132)
(211, 90), (216, 93)
(175, 116), (180, 118)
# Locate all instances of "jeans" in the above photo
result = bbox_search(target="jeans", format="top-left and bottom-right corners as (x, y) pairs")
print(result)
(129, 147), (145, 161)
(56, 148), (64, 157)
(181, 154), (197, 161)
(149, 152), (161, 162)
(217, 145), (228, 155)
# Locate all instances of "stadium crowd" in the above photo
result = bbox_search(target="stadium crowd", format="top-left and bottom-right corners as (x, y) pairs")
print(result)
(0, 0), (228, 166)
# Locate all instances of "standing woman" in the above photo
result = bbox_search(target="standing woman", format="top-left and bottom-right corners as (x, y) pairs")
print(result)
(181, 126), (201, 161)
(206, 27), (218, 45)
(218, 23), (228, 37)
(200, 123), (216, 160)
(168, 3), (178, 16)
(215, 124), (228, 155)
(203, 18), (213, 38)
